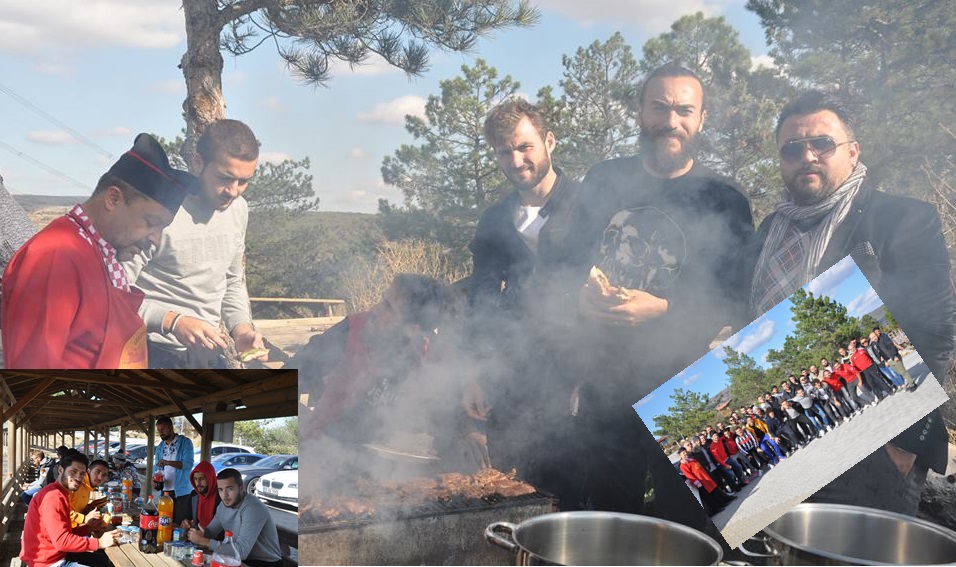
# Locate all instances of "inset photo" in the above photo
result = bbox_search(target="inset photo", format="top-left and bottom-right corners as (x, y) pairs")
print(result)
(634, 256), (950, 549)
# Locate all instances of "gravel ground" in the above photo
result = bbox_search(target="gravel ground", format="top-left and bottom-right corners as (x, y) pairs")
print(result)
(710, 350), (948, 549)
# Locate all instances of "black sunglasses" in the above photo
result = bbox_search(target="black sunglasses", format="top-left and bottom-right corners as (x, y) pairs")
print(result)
(779, 135), (854, 162)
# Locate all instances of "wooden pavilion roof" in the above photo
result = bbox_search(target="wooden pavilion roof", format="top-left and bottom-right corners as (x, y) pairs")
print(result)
(0, 369), (298, 435)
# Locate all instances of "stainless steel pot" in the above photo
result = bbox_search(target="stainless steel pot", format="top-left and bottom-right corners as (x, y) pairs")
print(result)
(738, 503), (956, 565)
(486, 511), (725, 565)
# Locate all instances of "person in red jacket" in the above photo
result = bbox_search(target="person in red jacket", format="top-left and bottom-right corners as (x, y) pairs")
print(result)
(20, 452), (119, 567)
(848, 339), (892, 404)
(831, 360), (867, 411)
(1, 133), (195, 368)
(678, 448), (735, 516)
(708, 432), (749, 486)
(721, 429), (758, 477)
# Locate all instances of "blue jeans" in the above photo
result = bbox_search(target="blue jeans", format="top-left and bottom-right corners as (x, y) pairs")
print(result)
(880, 365), (905, 388)
(808, 404), (832, 427)
(21, 486), (41, 505)
(759, 437), (783, 464)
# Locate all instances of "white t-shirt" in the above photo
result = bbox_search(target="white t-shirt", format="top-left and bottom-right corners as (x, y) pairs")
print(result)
(162, 439), (177, 492)
(514, 204), (545, 253)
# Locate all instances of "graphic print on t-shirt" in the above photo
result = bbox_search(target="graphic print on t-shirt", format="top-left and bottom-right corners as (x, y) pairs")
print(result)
(598, 206), (687, 295)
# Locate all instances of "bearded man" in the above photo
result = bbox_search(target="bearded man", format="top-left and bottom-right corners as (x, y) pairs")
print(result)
(750, 89), (955, 515)
(569, 63), (753, 533)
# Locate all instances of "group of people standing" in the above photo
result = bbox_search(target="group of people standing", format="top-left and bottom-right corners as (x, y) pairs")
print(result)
(676, 330), (918, 517)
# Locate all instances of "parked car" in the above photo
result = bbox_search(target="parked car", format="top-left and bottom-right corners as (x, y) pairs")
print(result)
(192, 443), (257, 461)
(210, 453), (267, 472)
(129, 444), (153, 471)
(255, 469), (298, 508)
(230, 454), (297, 493)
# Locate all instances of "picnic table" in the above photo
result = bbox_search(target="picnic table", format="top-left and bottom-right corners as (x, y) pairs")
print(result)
(104, 541), (250, 567)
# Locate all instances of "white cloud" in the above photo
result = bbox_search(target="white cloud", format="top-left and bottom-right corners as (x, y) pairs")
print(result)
(806, 255), (858, 297)
(27, 130), (74, 145)
(0, 0), (184, 54)
(348, 147), (369, 160)
(634, 393), (655, 408)
(537, 0), (724, 33)
(262, 97), (282, 111)
(751, 54), (776, 71)
(35, 62), (72, 77)
(148, 79), (185, 95)
(846, 287), (882, 317)
(258, 151), (291, 165)
(328, 52), (405, 78)
(92, 126), (132, 138)
(356, 95), (427, 126)
(683, 373), (702, 386)
(722, 318), (776, 357)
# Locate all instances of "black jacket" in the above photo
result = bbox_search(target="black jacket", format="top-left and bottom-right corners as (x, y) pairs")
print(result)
(755, 185), (954, 382)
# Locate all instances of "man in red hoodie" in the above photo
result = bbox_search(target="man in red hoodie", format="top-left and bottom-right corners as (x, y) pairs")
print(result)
(831, 359), (866, 412)
(708, 432), (749, 486)
(849, 339), (892, 404)
(180, 461), (222, 533)
(20, 452), (119, 567)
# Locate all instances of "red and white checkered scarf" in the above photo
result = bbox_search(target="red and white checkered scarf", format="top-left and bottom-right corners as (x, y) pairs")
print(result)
(66, 204), (130, 291)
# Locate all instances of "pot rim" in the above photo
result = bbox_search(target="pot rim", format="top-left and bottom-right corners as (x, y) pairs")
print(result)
(510, 511), (724, 566)
(762, 503), (956, 566)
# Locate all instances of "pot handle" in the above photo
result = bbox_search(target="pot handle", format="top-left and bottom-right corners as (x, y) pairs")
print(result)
(485, 521), (519, 552)
(736, 535), (779, 559)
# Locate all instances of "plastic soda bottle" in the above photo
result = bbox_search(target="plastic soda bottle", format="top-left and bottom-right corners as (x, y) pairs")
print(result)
(211, 531), (242, 567)
(139, 495), (159, 553)
(157, 491), (174, 546)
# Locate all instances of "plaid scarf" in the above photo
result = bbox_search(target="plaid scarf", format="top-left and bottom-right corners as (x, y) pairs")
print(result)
(66, 204), (130, 291)
(750, 163), (868, 314)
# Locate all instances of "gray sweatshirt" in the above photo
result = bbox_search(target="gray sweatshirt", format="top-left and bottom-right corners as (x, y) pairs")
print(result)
(204, 492), (282, 562)
(123, 195), (253, 350)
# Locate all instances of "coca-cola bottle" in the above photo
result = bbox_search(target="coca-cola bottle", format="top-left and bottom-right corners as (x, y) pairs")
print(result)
(211, 531), (241, 567)
(152, 467), (164, 492)
(139, 495), (159, 553)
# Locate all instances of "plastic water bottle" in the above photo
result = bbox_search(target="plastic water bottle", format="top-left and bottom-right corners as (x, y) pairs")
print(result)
(157, 491), (174, 546)
(211, 531), (241, 567)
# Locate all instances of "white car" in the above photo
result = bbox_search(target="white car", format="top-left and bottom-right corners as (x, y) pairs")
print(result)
(192, 443), (257, 461)
(255, 469), (298, 508)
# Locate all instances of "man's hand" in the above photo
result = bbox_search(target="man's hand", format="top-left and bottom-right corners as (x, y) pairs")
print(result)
(232, 323), (267, 361)
(180, 518), (198, 530)
(578, 282), (668, 326)
(173, 316), (229, 351)
(186, 527), (210, 547)
(97, 530), (121, 549)
(86, 516), (106, 534)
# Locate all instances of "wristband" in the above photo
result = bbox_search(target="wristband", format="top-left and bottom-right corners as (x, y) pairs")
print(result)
(168, 313), (183, 335)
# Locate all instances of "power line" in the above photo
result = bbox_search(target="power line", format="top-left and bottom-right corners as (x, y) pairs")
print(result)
(0, 139), (92, 192)
(0, 81), (115, 160)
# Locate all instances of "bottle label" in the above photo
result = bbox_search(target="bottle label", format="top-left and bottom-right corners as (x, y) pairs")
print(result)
(159, 516), (172, 528)
(140, 514), (158, 530)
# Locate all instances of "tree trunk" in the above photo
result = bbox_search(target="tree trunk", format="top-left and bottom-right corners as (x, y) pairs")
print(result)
(181, 0), (226, 170)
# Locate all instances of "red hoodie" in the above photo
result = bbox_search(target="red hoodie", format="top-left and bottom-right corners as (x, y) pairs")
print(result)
(832, 362), (860, 383)
(680, 458), (718, 493)
(823, 374), (844, 392)
(20, 482), (98, 567)
(722, 436), (742, 455)
(189, 461), (219, 527)
(708, 439), (731, 467)
(850, 348), (874, 372)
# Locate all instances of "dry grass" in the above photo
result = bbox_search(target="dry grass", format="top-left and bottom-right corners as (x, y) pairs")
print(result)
(341, 239), (469, 313)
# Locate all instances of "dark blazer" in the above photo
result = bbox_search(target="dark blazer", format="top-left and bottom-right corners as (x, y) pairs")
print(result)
(755, 185), (955, 382)
(876, 331), (901, 361)
(468, 172), (588, 319)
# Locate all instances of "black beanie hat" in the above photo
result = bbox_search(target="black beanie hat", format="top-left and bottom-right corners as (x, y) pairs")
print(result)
(106, 133), (196, 213)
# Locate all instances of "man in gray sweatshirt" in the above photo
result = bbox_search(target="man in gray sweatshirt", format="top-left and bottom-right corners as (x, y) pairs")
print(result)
(186, 468), (282, 567)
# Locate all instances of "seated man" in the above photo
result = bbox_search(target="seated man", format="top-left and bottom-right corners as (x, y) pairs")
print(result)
(109, 453), (141, 497)
(67, 454), (111, 529)
(186, 468), (282, 567)
(20, 452), (119, 567)
(180, 461), (222, 536)
(20, 450), (56, 505)
(678, 448), (735, 516)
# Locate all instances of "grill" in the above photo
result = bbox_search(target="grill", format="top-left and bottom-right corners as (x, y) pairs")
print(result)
(299, 491), (557, 565)
(262, 480), (284, 490)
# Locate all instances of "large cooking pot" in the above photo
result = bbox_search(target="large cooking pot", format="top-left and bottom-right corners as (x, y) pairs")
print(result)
(486, 511), (725, 565)
(738, 503), (956, 565)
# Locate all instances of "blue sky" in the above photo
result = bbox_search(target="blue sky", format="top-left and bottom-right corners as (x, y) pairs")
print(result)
(634, 256), (887, 430)
(0, 0), (771, 213)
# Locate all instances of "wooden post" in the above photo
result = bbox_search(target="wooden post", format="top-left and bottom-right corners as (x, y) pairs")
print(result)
(83, 430), (90, 460)
(120, 423), (127, 454)
(7, 417), (16, 482)
(145, 416), (156, 500)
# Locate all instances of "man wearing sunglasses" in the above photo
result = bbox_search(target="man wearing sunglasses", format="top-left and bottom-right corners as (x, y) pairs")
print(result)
(124, 119), (268, 368)
(750, 90), (955, 516)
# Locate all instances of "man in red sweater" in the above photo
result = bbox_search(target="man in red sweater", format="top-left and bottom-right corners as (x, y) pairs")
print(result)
(678, 448), (735, 516)
(1, 133), (195, 368)
(20, 452), (119, 567)
(708, 432), (749, 486)
(849, 339), (892, 404)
